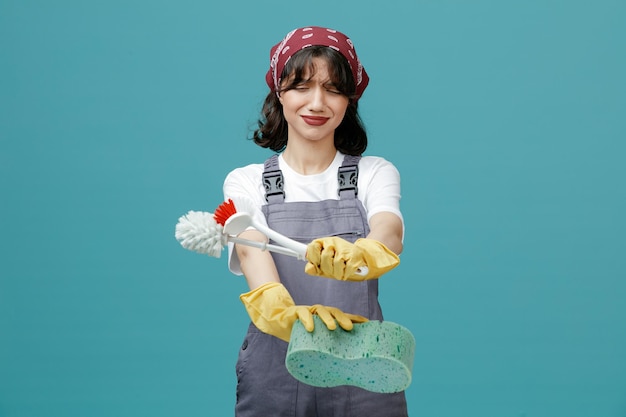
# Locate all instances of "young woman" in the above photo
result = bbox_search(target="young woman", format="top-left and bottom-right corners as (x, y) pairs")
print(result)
(223, 26), (408, 417)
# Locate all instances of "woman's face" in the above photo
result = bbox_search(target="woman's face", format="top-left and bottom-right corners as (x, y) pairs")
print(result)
(279, 58), (349, 146)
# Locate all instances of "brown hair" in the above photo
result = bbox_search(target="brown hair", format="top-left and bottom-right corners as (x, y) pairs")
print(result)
(252, 46), (367, 155)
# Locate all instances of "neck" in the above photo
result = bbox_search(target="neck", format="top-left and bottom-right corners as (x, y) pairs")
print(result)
(282, 145), (337, 175)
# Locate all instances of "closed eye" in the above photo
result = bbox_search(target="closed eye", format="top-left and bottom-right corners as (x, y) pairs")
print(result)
(322, 82), (342, 95)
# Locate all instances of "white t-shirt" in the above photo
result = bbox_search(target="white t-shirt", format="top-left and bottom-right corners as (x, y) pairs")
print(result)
(223, 151), (403, 274)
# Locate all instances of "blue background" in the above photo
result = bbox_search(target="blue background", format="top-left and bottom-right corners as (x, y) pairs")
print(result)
(1, 0), (625, 416)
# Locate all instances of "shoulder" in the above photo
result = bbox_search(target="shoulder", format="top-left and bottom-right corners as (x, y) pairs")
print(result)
(358, 155), (400, 178)
(359, 155), (398, 168)
(224, 163), (265, 184)
(223, 163), (267, 205)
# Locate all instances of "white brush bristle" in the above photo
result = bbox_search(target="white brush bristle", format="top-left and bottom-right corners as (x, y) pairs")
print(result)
(175, 211), (224, 258)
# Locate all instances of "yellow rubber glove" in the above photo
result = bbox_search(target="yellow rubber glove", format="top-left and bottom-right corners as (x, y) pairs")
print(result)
(239, 282), (368, 342)
(305, 237), (400, 281)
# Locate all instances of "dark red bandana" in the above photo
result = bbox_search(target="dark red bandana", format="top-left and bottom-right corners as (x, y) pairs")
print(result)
(265, 26), (369, 101)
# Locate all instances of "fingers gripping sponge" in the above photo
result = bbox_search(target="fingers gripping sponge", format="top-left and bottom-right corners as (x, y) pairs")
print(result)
(286, 316), (415, 393)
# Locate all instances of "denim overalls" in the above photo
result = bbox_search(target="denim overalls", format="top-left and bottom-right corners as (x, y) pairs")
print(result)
(235, 155), (408, 417)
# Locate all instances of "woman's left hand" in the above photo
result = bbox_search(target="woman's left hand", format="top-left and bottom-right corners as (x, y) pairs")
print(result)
(305, 237), (399, 281)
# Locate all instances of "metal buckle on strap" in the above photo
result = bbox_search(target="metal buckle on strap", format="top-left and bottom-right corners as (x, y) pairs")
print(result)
(263, 170), (285, 202)
(338, 165), (358, 197)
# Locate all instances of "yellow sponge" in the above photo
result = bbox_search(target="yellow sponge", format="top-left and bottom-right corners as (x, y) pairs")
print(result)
(286, 316), (415, 393)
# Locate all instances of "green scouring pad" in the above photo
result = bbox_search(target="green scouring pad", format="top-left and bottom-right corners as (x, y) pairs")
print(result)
(286, 316), (415, 393)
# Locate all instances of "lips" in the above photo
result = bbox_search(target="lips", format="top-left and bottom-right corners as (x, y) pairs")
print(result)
(301, 116), (329, 126)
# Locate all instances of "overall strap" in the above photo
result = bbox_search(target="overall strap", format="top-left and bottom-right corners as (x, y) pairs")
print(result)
(263, 154), (361, 202)
(263, 154), (285, 204)
(338, 155), (361, 200)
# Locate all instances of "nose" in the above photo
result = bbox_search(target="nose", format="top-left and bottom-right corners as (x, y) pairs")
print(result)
(308, 86), (326, 112)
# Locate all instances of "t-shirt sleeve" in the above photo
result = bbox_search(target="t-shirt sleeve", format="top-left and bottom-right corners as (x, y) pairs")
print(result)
(222, 165), (268, 276)
(360, 157), (404, 237)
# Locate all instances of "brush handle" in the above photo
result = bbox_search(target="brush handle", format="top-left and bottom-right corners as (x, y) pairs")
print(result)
(227, 236), (302, 259)
(250, 219), (368, 276)
(250, 220), (308, 256)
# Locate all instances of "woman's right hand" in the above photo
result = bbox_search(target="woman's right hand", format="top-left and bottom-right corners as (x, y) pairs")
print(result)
(239, 282), (368, 342)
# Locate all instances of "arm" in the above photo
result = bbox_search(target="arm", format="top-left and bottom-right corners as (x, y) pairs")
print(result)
(366, 211), (404, 255)
(235, 222), (368, 341)
(305, 157), (404, 281)
(235, 229), (281, 291)
(224, 166), (368, 339)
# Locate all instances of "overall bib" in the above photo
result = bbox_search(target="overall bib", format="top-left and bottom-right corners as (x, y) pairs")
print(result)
(235, 155), (408, 417)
